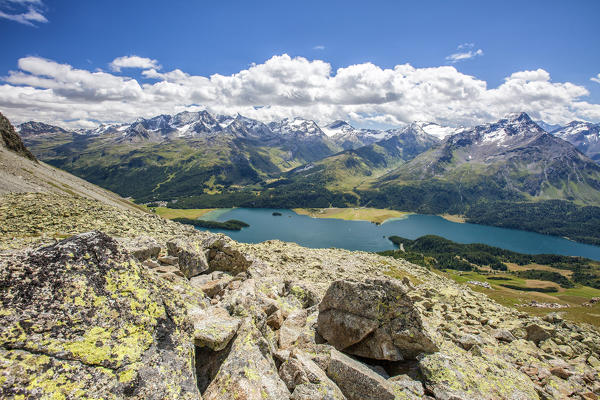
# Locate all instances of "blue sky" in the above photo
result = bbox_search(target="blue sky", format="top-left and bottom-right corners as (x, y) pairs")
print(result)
(1, 0), (599, 128)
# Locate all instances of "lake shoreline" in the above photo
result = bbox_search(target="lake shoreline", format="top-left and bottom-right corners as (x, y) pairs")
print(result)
(190, 208), (600, 260)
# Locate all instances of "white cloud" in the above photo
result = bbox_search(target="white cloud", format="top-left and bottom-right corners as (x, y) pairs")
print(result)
(1, 54), (599, 128)
(313, 45), (325, 50)
(591, 73), (600, 84)
(446, 43), (484, 63)
(0, 0), (47, 26)
(109, 56), (160, 72)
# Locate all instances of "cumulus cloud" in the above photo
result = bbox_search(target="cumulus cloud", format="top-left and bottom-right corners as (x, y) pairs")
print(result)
(109, 56), (160, 72)
(313, 45), (325, 50)
(0, 0), (47, 26)
(446, 43), (484, 63)
(1, 54), (599, 128)
(591, 73), (600, 84)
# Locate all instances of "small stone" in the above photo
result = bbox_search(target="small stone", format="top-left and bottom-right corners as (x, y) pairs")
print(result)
(267, 310), (284, 330)
(142, 258), (160, 269)
(525, 323), (555, 344)
(492, 329), (516, 343)
(190, 307), (241, 351)
(158, 255), (178, 266)
(457, 333), (482, 350)
(550, 367), (573, 380)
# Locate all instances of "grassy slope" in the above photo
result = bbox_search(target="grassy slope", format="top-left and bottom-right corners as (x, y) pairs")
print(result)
(445, 270), (600, 326)
(24, 132), (340, 204)
(151, 207), (214, 219)
(292, 207), (411, 224)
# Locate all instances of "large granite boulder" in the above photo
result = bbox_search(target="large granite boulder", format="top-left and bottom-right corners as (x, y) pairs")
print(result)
(0, 231), (202, 399)
(167, 237), (210, 278)
(317, 279), (438, 361)
(167, 235), (253, 278)
(202, 318), (291, 400)
(118, 235), (162, 261)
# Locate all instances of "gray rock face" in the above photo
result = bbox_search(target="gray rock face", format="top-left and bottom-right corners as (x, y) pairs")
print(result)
(191, 306), (241, 351)
(205, 236), (252, 275)
(0, 112), (37, 161)
(167, 237), (209, 278)
(202, 318), (291, 400)
(0, 231), (201, 399)
(279, 349), (345, 399)
(118, 235), (162, 261)
(317, 279), (438, 360)
(325, 349), (397, 400)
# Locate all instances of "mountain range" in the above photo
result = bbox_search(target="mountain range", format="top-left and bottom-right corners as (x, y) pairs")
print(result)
(16, 109), (600, 243)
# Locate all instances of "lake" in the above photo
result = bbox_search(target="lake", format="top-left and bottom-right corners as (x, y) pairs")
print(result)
(198, 208), (600, 260)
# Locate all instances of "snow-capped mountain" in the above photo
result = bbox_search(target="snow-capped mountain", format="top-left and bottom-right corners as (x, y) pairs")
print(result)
(268, 117), (325, 138)
(324, 120), (387, 150)
(535, 120), (563, 133)
(551, 121), (600, 162)
(411, 121), (460, 139)
(443, 112), (547, 157)
(17, 121), (71, 137)
(385, 121), (446, 144)
(378, 112), (600, 203)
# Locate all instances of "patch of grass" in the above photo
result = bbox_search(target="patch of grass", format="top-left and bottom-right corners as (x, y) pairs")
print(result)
(151, 207), (214, 220)
(383, 265), (423, 286)
(441, 270), (600, 327)
(293, 207), (411, 224)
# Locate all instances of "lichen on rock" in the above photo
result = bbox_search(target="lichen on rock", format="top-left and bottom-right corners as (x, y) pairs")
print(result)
(0, 231), (203, 399)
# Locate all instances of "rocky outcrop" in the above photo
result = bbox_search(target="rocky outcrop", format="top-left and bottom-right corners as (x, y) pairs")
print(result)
(317, 279), (438, 361)
(325, 348), (401, 400)
(0, 231), (203, 399)
(167, 235), (252, 278)
(0, 112), (36, 161)
(201, 319), (291, 400)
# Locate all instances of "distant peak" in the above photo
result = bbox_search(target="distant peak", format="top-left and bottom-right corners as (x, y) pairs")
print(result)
(504, 112), (532, 122)
(325, 120), (352, 129)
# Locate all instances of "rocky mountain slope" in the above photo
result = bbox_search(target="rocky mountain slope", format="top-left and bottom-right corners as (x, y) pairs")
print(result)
(551, 121), (600, 162)
(18, 111), (344, 203)
(1, 112), (36, 161)
(1, 113), (600, 399)
(0, 113), (142, 213)
(373, 113), (600, 209)
(322, 120), (387, 150)
(277, 123), (440, 194)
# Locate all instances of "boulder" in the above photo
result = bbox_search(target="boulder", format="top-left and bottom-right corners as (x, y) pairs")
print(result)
(325, 349), (397, 400)
(317, 279), (438, 361)
(167, 237), (209, 278)
(202, 318), (291, 400)
(525, 322), (555, 344)
(205, 236), (252, 275)
(0, 232), (201, 399)
(279, 309), (308, 349)
(279, 349), (345, 400)
(191, 306), (241, 351)
(118, 235), (162, 261)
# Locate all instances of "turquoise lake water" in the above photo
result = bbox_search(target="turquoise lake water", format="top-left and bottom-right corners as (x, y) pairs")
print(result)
(197, 208), (600, 260)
